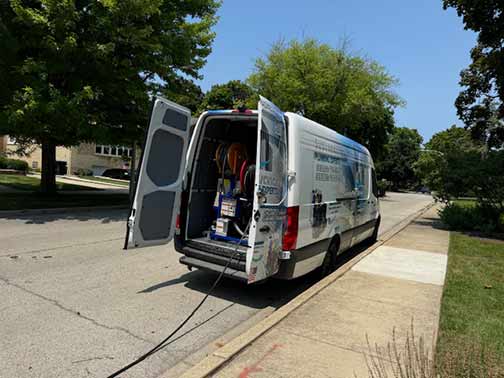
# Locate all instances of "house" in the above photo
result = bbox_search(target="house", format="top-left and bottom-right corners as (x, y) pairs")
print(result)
(0, 136), (139, 176)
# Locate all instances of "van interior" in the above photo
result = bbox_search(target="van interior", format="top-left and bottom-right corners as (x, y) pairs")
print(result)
(185, 115), (258, 256)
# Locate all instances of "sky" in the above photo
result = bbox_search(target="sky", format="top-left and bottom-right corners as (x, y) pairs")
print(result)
(196, 0), (477, 142)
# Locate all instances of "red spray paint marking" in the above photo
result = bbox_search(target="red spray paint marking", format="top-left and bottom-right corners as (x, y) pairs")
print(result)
(238, 343), (283, 378)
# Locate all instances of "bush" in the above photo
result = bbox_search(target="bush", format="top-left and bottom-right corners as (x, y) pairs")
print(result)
(377, 179), (389, 197)
(76, 168), (93, 176)
(439, 202), (502, 233)
(0, 156), (29, 172)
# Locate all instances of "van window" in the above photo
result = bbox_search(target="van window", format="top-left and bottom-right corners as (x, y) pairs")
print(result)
(372, 168), (378, 197)
(341, 161), (355, 196)
(355, 163), (370, 200)
(260, 129), (272, 172)
(259, 113), (286, 204)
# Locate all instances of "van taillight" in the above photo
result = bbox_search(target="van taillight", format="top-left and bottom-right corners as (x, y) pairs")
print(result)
(283, 206), (299, 251)
(175, 214), (181, 234)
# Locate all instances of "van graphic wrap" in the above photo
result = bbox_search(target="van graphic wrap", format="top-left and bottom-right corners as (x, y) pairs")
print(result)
(247, 97), (287, 283)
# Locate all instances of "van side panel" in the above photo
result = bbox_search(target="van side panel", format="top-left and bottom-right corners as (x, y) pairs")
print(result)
(279, 113), (379, 279)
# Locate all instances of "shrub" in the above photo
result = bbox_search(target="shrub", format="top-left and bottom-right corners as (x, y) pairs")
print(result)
(377, 179), (389, 197)
(0, 157), (29, 172)
(363, 325), (435, 378)
(362, 324), (503, 378)
(76, 168), (93, 176)
(7, 159), (29, 172)
(439, 202), (502, 233)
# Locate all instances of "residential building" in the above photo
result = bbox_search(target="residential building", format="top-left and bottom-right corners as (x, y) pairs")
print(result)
(1, 136), (139, 176)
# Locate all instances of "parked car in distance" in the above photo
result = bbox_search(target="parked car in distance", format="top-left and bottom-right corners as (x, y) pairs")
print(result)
(416, 186), (431, 194)
(101, 168), (130, 180)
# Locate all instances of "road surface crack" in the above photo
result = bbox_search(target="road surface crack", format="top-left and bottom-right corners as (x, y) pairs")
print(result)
(72, 355), (115, 364)
(0, 275), (153, 344)
(2, 237), (123, 258)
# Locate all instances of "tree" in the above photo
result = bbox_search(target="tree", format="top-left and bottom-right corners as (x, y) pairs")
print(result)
(377, 127), (423, 190)
(414, 125), (504, 216)
(443, 0), (504, 148)
(198, 80), (256, 113)
(414, 126), (477, 196)
(424, 124), (476, 153)
(0, 0), (219, 193)
(162, 77), (204, 114)
(247, 39), (403, 159)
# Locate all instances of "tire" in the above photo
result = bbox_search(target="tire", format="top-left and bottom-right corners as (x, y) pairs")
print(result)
(319, 237), (340, 278)
(369, 217), (380, 243)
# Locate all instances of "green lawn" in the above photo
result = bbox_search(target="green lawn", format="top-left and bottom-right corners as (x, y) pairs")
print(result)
(0, 192), (130, 211)
(0, 174), (97, 191)
(436, 232), (504, 376)
(453, 198), (477, 208)
(78, 175), (130, 187)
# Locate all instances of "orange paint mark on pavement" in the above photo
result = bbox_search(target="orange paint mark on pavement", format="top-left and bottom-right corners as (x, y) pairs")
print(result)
(238, 343), (283, 378)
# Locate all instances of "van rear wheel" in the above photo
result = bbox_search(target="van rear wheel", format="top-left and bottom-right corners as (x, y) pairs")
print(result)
(319, 238), (339, 278)
(369, 217), (380, 243)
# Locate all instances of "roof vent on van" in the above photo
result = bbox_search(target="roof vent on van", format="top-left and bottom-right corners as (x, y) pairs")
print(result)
(232, 106), (253, 114)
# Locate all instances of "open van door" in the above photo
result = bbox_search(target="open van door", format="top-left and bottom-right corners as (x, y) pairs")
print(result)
(246, 96), (288, 283)
(125, 97), (191, 249)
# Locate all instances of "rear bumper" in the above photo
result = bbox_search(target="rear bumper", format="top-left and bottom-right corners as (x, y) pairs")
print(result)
(177, 240), (249, 282)
(179, 256), (248, 282)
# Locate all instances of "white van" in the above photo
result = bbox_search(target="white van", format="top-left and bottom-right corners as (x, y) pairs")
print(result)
(125, 96), (380, 284)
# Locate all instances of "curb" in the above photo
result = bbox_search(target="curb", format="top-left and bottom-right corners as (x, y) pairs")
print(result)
(0, 204), (129, 217)
(174, 201), (435, 378)
(61, 175), (129, 189)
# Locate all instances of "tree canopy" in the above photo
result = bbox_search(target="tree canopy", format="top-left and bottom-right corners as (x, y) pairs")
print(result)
(415, 125), (504, 214)
(443, 0), (504, 148)
(0, 0), (219, 192)
(377, 127), (423, 190)
(162, 77), (204, 113)
(247, 39), (403, 159)
(198, 80), (256, 113)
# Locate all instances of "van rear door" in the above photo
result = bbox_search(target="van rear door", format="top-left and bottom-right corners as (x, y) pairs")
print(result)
(125, 97), (191, 249)
(246, 96), (288, 283)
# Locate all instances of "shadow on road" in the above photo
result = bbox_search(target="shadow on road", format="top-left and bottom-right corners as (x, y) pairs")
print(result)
(138, 240), (373, 310)
(0, 209), (128, 225)
(410, 216), (445, 229)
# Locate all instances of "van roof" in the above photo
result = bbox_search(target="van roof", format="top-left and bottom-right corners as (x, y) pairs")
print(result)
(205, 109), (258, 115)
(285, 112), (371, 157)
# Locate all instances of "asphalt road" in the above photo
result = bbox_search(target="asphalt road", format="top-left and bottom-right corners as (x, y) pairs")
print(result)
(0, 192), (433, 378)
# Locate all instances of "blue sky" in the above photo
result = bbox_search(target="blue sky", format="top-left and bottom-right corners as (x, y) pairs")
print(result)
(196, 0), (477, 142)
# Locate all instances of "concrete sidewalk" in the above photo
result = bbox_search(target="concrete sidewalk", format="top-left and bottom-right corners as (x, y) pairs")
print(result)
(205, 206), (449, 378)
(26, 173), (128, 191)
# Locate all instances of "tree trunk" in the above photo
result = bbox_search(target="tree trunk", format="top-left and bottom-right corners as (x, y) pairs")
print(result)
(129, 141), (137, 202)
(41, 141), (57, 194)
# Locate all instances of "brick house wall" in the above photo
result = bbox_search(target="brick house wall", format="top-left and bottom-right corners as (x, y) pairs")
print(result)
(68, 143), (133, 175)
(5, 143), (71, 171)
(1, 136), (139, 175)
